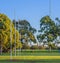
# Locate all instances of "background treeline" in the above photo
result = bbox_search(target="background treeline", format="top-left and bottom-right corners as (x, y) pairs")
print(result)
(0, 14), (60, 52)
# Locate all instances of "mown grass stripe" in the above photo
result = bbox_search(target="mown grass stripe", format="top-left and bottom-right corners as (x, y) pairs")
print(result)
(0, 56), (60, 60)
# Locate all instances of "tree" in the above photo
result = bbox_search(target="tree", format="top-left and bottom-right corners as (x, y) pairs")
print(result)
(37, 16), (58, 51)
(13, 20), (36, 33)
(13, 20), (36, 48)
(0, 14), (22, 52)
(55, 18), (60, 37)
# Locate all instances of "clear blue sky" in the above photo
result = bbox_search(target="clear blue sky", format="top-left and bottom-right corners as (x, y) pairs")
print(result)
(0, 0), (60, 31)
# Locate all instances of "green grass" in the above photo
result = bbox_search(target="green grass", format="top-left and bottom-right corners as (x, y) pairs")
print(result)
(0, 60), (60, 63)
(0, 50), (60, 63)
(0, 49), (60, 56)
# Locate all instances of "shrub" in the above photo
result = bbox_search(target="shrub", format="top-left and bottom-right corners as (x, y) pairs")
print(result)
(22, 43), (30, 49)
(31, 45), (38, 49)
(38, 46), (45, 50)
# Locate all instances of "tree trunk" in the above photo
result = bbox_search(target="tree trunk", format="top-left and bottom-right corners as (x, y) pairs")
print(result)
(0, 44), (2, 55)
(49, 46), (51, 51)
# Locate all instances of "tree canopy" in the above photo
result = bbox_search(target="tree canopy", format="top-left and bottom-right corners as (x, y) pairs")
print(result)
(0, 13), (60, 50)
(37, 16), (59, 43)
(13, 20), (36, 44)
(0, 14), (22, 52)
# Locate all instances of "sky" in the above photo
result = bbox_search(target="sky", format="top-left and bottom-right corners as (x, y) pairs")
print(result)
(0, 0), (60, 31)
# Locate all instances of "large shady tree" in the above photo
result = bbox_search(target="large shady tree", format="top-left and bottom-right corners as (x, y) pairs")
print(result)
(0, 14), (22, 53)
(13, 20), (36, 47)
(37, 16), (59, 50)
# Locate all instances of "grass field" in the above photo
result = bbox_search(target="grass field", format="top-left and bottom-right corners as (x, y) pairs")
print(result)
(1, 49), (60, 56)
(0, 56), (60, 60)
(0, 60), (60, 63)
(0, 50), (60, 63)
